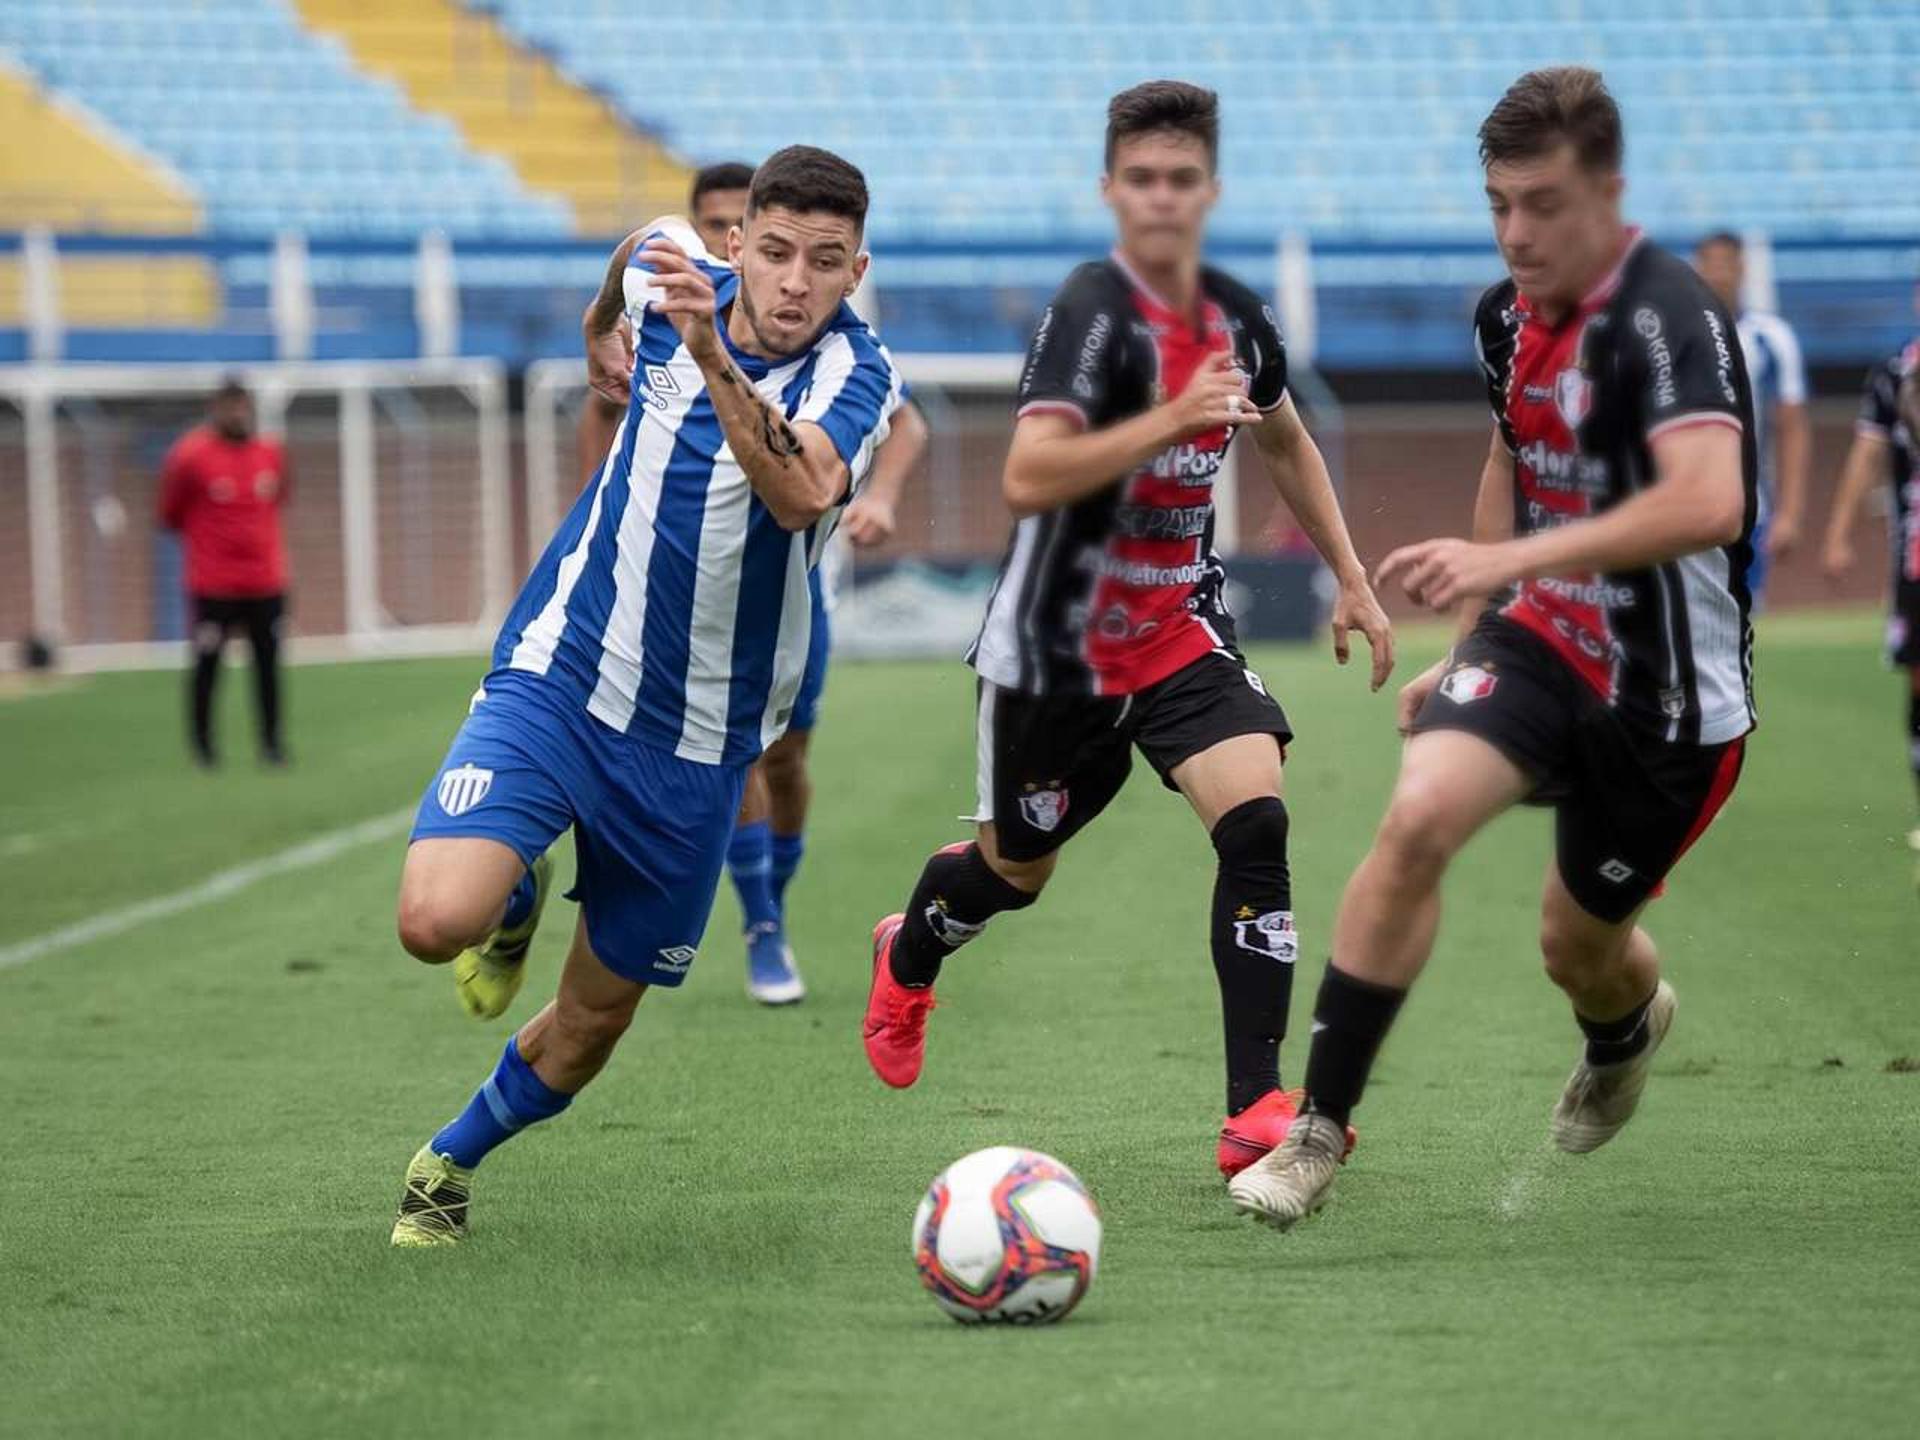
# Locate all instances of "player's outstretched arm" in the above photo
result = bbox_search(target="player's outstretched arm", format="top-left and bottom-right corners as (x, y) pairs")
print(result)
(1247, 395), (1394, 689)
(639, 238), (849, 531)
(844, 399), (928, 546)
(1379, 423), (1746, 613)
(1820, 429), (1888, 578)
(1001, 351), (1246, 519)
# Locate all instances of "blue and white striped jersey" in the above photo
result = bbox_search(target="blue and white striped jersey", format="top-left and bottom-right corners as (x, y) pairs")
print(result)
(493, 218), (901, 766)
(1736, 309), (1807, 517)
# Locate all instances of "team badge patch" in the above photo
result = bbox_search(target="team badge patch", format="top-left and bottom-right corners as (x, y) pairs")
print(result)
(1553, 367), (1592, 430)
(436, 763), (494, 817)
(1439, 664), (1497, 705)
(1232, 907), (1297, 962)
(1018, 784), (1069, 834)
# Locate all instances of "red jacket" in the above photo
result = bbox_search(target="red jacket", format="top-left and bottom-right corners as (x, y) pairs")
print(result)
(157, 426), (291, 597)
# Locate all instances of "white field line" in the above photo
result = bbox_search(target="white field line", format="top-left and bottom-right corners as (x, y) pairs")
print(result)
(0, 806), (414, 973)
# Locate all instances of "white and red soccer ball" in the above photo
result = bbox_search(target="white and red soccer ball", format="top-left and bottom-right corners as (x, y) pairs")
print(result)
(911, 1146), (1101, 1324)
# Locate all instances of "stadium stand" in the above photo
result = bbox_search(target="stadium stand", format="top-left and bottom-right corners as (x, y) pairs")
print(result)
(0, 0), (572, 237)
(289, 0), (686, 234)
(481, 0), (1920, 242)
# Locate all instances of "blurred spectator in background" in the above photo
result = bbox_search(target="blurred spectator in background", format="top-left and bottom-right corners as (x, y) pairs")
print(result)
(157, 378), (291, 767)
(1694, 232), (1809, 604)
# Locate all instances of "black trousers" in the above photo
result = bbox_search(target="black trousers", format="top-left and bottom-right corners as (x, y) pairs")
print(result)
(189, 593), (286, 762)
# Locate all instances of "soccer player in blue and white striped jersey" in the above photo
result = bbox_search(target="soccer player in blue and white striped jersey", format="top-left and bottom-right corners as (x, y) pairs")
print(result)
(386, 147), (901, 1246)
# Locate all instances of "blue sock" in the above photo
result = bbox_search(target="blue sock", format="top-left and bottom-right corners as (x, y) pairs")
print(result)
(429, 1037), (573, 1169)
(728, 820), (780, 931)
(500, 867), (538, 932)
(769, 831), (805, 912)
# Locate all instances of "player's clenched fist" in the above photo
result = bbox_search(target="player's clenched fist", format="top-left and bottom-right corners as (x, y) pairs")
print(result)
(1166, 350), (1251, 438)
(637, 238), (723, 362)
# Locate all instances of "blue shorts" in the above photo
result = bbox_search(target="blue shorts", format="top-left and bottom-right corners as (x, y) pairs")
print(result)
(409, 670), (747, 987)
(1744, 514), (1771, 607)
(790, 582), (831, 733)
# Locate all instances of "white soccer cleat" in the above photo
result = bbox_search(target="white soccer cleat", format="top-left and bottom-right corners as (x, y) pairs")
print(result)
(1226, 1109), (1348, 1231)
(745, 922), (806, 1006)
(1551, 980), (1677, 1154)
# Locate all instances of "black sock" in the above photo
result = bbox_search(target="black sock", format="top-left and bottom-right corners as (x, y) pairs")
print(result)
(1906, 681), (1919, 809)
(1576, 989), (1657, 1066)
(190, 634), (221, 764)
(1209, 797), (1295, 1116)
(1303, 965), (1408, 1129)
(890, 842), (1037, 987)
(248, 610), (283, 758)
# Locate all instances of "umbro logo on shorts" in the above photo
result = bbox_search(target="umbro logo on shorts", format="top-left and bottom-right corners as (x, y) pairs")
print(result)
(1598, 859), (1636, 884)
(656, 945), (697, 974)
(436, 764), (494, 817)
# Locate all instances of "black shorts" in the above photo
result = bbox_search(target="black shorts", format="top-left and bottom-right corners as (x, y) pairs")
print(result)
(1888, 576), (1920, 669)
(974, 648), (1293, 862)
(1410, 616), (1745, 923)
(192, 593), (285, 635)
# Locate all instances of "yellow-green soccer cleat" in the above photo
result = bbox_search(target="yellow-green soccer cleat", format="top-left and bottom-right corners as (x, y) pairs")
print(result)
(454, 851), (554, 1020)
(390, 1145), (473, 1248)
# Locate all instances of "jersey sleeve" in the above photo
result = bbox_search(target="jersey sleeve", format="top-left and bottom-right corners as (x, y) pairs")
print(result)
(1624, 288), (1747, 443)
(156, 435), (195, 530)
(794, 326), (900, 477)
(1241, 292), (1290, 413)
(1856, 360), (1899, 439)
(1471, 282), (1520, 446)
(1014, 266), (1124, 430)
(622, 215), (738, 321)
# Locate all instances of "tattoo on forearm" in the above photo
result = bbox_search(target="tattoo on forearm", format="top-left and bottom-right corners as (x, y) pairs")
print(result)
(715, 358), (803, 463)
(585, 235), (639, 337)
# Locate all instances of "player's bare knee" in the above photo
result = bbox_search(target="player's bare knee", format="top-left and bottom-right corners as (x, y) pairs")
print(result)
(1538, 920), (1619, 991)
(990, 848), (1054, 896)
(395, 896), (468, 963)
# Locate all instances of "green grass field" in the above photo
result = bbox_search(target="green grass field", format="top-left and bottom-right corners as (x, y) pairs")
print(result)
(2, 614), (1915, 1439)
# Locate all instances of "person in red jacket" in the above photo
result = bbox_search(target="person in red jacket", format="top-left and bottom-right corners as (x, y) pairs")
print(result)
(157, 379), (291, 766)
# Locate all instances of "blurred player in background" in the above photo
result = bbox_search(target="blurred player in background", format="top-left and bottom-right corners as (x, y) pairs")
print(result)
(156, 377), (291, 768)
(1820, 329), (1920, 872)
(1230, 68), (1757, 1229)
(387, 147), (901, 1246)
(582, 157), (931, 1005)
(860, 82), (1394, 1184)
(1694, 231), (1809, 603)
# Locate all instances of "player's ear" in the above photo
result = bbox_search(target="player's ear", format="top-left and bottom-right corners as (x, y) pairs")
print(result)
(847, 251), (870, 298)
(726, 223), (744, 270)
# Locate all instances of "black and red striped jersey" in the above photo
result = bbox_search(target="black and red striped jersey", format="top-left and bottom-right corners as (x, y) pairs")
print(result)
(1472, 231), (1758, 745)
(1854, 339), (1920, 586)
(968, 253), (1288, 696)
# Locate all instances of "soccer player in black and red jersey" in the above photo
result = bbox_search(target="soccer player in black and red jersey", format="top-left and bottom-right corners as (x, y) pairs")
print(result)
(1820, 321), (1920, 875)
(1229, 68), (1758, 1229)
(860, 81), (1394, 1182)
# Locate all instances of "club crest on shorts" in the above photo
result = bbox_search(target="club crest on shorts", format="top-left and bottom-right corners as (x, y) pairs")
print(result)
(1018, 783), (1069, 834)
(1554, 367), (1592, 431)
(1439, 664), (1497, 705)
(1233, 907), (1297, 963)
(436, 764), (493, 817)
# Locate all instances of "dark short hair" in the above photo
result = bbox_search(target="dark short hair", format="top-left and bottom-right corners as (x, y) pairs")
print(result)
(1695, 230), (1743, 255)
(213, 375), (249, 402)
(747, 146), (868, 231)
(690, 161), (755, 209)
(1105, 80), (1219, 171)
(1478, 66), (1623, 173)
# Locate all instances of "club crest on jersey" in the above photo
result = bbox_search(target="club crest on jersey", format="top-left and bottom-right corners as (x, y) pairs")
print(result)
(1233, 907), (1297, 963)
(1440, 664), (1497, 705)
(1018, 783), (1069, 834)
(1553, 368), (1592, 431)
(436, 764), (493, 817)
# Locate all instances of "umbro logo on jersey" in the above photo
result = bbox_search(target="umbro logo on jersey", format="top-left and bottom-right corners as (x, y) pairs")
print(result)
(1522, 384), (1553, 404)
(1439, 665), (1497, 705)
(436, 764), (493, 817)
(656, 945), (698, 974)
